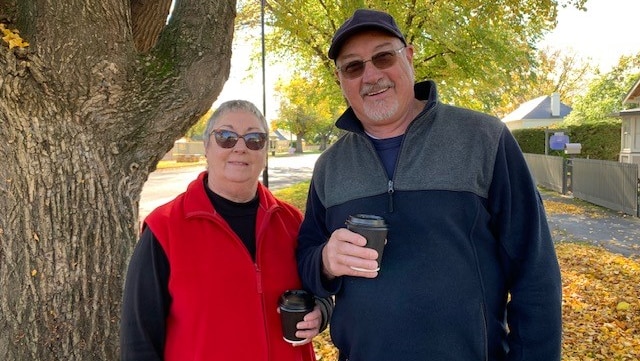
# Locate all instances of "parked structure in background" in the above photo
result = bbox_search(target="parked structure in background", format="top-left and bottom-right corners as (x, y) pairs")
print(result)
(270, 129), (297, 154)
(618, 78), (640, 167)
(168, 138), (204, 162)
(502, 93), (572, 130)
(524, 82), (640, 217)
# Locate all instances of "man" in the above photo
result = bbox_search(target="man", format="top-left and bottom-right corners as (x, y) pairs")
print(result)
(296, 8), (562, 361)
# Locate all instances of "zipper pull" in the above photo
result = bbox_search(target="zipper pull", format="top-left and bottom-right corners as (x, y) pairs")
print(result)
(387, 180), (395, 213)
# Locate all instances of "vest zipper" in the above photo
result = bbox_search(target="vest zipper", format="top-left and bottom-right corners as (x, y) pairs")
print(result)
(255, 262), (270, 358)
(255, 264), (263, 294)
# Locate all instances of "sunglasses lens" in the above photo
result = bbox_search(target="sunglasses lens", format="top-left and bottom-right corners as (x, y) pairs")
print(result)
(214, 130), (238, 148)
(342, 61), (365, 78)
(213, 130), (266, 150)
(243, 133), (267, 150)
(371, 51), (397, 69)
(339, 48), (403, 79)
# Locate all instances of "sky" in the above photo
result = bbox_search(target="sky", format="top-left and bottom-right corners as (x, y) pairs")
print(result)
(539, 0), (640, 72)
(213, 0), (640, 120)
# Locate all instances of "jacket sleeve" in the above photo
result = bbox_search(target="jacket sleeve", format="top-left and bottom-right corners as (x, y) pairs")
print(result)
(314, 296), (335, 333)
(489, 129), (562, 361)
(120, 227), (171, 361)
(296, 180), (342, 298)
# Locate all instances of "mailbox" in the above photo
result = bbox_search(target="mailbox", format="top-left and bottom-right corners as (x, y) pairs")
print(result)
(564, 143), (582, 154)
(549, 132), (569, 150)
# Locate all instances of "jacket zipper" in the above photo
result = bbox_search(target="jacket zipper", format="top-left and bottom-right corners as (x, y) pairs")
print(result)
(255, 264), (263, 293)
(200, 204), (274, 356)
(387, 180), (394, 212)
(386, 100), (437, 213)
(256, 261), (271, 358)
(256, 204), (278, 359)
(362, 134), (399, 214)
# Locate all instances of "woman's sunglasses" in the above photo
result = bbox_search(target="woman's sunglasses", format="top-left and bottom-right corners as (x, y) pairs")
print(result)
(336, 47), (406, 79)
(212, 129), (267, 151)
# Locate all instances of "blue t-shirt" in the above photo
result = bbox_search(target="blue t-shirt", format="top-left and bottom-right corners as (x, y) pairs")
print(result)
(367, 134), (404, 179)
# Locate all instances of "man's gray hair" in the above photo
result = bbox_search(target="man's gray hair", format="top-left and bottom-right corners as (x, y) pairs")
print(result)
(203, 100), (268, 148)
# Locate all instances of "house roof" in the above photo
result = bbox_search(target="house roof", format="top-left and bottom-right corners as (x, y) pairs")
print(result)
(619, 107), (640, 115)
(623, 77), (640, 105)
(502, 95), (572, 122)
(271, 129), (295, 141)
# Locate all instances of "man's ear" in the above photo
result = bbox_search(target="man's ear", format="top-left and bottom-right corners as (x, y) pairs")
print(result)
(405, 44), (415, 64)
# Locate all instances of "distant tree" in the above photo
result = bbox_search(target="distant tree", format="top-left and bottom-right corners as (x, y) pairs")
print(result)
(186, 108), (214, 141)
(492, 47), (596, 118)
(273, 74), (341, 152)
(238, 0), (588, 115)
(0, 1), (235, 359)
(563, 54), (640, 125)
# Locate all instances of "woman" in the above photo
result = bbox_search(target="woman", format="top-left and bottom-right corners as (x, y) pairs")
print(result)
(120, 100), (331, 361)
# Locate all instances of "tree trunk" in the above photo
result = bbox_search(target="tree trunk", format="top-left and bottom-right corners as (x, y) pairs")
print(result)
(296, 132), (305, 153)
(319, 136), (328, 151)
(0, 107), (137, 359)
(0, 0), (236, 359)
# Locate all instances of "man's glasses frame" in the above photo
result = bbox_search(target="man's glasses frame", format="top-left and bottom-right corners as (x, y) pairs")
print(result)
(336, 46), (406, 79)
(211, 129), (267, 151)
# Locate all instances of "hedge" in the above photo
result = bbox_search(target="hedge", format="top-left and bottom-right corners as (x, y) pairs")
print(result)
(511, 121), (622, 161)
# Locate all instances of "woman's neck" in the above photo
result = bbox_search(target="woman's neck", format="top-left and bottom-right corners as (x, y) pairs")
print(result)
(207, 179), (259, 203)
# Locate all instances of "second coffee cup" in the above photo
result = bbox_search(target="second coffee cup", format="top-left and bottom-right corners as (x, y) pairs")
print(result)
(279, 289), (315, 345)
(345, 214), (388, 272)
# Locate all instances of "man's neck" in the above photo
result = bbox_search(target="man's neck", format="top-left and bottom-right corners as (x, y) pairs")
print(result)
(363, 99), (426, 138)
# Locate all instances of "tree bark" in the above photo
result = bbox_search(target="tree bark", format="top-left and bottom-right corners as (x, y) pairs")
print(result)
(0, 0), (236, 359)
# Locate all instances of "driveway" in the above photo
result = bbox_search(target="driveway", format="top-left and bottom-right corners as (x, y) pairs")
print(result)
(541, 190), (640, 259)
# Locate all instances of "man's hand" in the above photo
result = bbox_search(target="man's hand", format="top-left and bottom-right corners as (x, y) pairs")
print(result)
(321, 228), (379, 279)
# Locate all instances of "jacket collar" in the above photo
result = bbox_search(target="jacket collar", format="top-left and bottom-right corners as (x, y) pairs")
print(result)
(182, 171), (280, 217)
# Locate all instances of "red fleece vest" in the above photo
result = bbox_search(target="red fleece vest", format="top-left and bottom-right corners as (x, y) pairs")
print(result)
(145, 173), (316, 361)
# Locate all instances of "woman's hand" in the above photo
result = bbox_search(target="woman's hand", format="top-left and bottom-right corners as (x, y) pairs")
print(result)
(292, 305), (322, 346)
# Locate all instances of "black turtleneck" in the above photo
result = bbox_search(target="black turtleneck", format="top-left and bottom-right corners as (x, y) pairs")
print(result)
(204, 179), (260, 261)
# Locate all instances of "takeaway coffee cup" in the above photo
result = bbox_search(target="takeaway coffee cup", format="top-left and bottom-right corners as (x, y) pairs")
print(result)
(345, 214), (388, 272)
(279, 289), (315, 344)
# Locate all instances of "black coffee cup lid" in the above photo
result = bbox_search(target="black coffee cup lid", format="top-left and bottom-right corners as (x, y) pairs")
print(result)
(279, 290), (314, 310)
(346, 214), (387, 227)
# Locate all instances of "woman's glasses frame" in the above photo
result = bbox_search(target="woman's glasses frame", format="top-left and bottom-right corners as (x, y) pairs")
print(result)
(211, 129), (267, 151)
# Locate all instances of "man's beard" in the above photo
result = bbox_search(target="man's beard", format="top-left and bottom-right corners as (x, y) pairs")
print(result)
(360, 80), (399, 122)
(363, 98), (399, 122)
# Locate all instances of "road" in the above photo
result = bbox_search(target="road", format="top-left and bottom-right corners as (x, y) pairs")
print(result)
(140, 153), (320, 220)
(140, 152), (640, 258)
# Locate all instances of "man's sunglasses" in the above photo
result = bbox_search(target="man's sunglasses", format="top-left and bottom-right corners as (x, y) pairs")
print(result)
(212, 129), (267, 151)
(336, 47), (406, 79)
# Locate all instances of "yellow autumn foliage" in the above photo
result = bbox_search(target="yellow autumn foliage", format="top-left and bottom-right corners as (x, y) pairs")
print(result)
(0, 23), (30, 49)
(557, 242), (640, 360)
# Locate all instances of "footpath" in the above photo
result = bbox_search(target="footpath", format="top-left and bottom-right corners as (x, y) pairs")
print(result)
(540, 189), (640, 259)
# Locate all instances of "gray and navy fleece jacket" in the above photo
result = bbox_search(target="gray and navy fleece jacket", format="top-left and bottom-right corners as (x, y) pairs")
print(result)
(296, 81), (562, 361)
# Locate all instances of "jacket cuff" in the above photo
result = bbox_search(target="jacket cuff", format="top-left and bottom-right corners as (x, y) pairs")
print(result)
(314, 296), (334, 333)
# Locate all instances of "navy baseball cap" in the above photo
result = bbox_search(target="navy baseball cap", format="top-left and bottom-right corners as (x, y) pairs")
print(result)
(328, 9), (407, 60)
